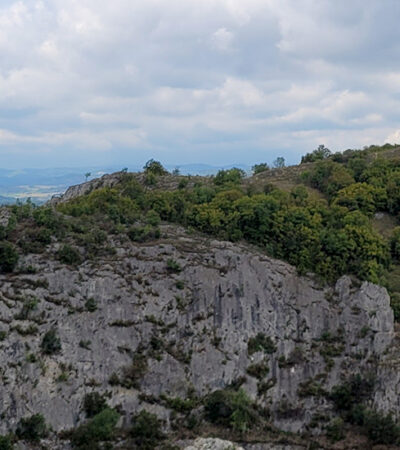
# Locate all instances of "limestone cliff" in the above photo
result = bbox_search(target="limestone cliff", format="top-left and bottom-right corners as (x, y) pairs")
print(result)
(0, 218), (397, 448)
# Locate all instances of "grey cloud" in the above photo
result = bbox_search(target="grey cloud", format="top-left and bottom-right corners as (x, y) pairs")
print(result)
(0, 0), (399, 168)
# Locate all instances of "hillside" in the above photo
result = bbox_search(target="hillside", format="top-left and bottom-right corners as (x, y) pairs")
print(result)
(0, 148), (400, 448)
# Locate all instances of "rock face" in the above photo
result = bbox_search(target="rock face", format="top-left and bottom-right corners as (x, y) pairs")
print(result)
(49, 171), (126, 205)
(0, 225), (397, 443)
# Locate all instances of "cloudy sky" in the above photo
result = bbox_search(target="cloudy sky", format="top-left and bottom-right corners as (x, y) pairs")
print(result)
(1, 0), (400, 168)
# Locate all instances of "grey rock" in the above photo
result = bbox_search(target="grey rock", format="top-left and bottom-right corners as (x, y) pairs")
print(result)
(0, 224), (397, 446)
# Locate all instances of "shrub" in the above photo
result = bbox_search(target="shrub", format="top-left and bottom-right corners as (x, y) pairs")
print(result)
(128, 225), (160, 243)
(120, 354), (148, 389)
(364, 410), (400, 445)
(391, 293), (400, 322)
(85, 298), (98, 312)
(247, 333), (276, 355)
(204, 388), (256, 432)
(145, 210), (161, 226)
(40, 328), (62, 355)
(0, 435), (13, 450)
(330, 374), (375, 412)
(69, 408), (120, 449)
(326, 417), (345, 442)
(301, 145), (331, 163)
(16, 414), (47, 442)
(252, 163), (270, 175)
(83, 392), (108, 418)
(246, 360), (269, 379)
(0, 241), (18, 273)
(214, 168), (246, 186)
(57, 245), (82, 265)
(143, 159), (168, 176)
(166, 259), (182, 273)
(130, 410), (165, 449)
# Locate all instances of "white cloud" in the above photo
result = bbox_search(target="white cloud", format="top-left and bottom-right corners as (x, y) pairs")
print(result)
(0, 0), (400, 167)
(212, 28), (234, 51)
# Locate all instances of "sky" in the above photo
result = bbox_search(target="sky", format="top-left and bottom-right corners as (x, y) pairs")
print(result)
(1, 0), (400, 169)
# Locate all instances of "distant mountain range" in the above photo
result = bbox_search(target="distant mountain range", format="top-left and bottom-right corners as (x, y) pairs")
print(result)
(0, 163), (251, 205)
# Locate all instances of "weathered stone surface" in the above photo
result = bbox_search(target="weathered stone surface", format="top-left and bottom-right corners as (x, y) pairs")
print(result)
(184, 438), (244, 450)
(0, 224), (397, 447)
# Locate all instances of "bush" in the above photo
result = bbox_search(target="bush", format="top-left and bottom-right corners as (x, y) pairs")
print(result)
(128, 225), (160, 243)
(16, 414), (47, 442)
(166, 259), (182, 273)
(391, 293), (400, 322)
(247, 333), (276, 355)
(120, 354), (148, 389)
(70, 408), (120, 449)
(143, 159), (168, 176)
(41, 328), (62, 355)
(330, 374), (375, 412)
(85, 298), (98, 312)
(130, 410), (165, 449)
(301, 145), (331, 163)
(57, 245), (82, 265)
(83, 392), (108, 418)
(364, 410), (400, 445)
(252, 163), (269, 175)
(326, 417), (345, 442)
(204, 388), (256, 432)
(214, 168), (246, 186)
(0, 241), (18, 273)
(0, 435), (13, 450)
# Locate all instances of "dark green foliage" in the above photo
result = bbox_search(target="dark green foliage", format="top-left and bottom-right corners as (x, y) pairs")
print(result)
(146, 209), (161, 226)
(247, 333), (276, 355)
(16, 414), (47, 442)
(390, 227), (400, 261)
(301, 145), (331, 163)
(0, 435), (13, 450)
(40, 328), (62, 355)
(160, 395), (197, 413)
(57, 244), (82, 265)
(363, 410), (400, 444)
(326, 374), (400, 444)
(252, 163), (269, 174)
(143, 159), (168, 176)
(302, 160), (354, 198)
(119, 354), (148, 389)
(246, 360), (269, 379)
(330, 374), (375, 412)
(390, 293), (400, 321)
(128, 225), (160, 242)
(83, 392), (108, 418)
(273, 156), (285, 168)
(0, 242), (18, 273)
(69, 408), (120, 449)
(214, 168), (245, 186)
(85, 298), (97, 312)
(204, 388), (256, 432)
(166, 259), (182, 273)
(58, 187), (138, 224)
(130, 410), (165, 449)
(326, 417), (345, 442)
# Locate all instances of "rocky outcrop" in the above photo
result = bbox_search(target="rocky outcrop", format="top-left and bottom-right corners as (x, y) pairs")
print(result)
(0, 224), (396, 446)
(49, 171), (126, 205)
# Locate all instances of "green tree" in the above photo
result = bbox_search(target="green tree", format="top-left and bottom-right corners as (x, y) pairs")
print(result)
(0, 242), (18, 273)
(252, 163), (269, 175)
(214, 168), (246, 186)
(143, 159), (168, 176)
(273, 156), (285, 168)
(301, 144), (331, 163)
